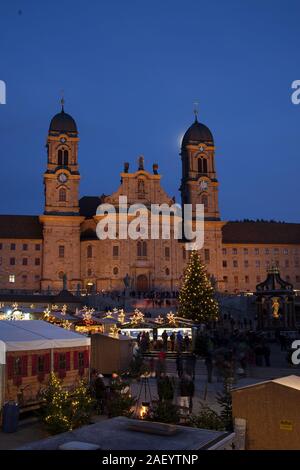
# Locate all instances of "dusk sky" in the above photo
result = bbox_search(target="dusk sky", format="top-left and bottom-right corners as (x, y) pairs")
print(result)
(1, 0), (300, 221)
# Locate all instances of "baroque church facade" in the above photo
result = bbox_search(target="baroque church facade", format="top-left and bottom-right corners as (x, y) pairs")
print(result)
(1, 104), (300, 295)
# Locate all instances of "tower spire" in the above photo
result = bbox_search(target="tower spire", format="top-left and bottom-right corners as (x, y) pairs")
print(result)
(193, 101), (199, 122)
(60, 89), (65, 112)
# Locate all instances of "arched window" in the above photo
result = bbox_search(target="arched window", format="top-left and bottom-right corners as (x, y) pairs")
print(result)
(87, 245), (93, 258)
(59, 187), (66, 202)
(63, 150), (68, 166)
(57, 149), (69, 166)
(198, 158), (208, 174)
(137, 241), (142, 257)
(58, 149), (63, 166)
(165, 268), (170, 276)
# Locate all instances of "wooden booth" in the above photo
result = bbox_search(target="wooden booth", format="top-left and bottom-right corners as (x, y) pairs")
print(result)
(232, 375), (300, 450)
(0, 320), (90, 413)
(91, 333), (133, 375)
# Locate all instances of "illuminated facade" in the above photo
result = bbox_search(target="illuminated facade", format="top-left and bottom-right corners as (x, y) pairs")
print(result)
(0, 104), (300, 294)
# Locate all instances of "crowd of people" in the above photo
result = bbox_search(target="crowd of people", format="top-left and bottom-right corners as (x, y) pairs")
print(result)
(136, 329), (192, 353)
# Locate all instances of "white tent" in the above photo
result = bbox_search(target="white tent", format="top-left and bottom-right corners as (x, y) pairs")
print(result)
(0, 320), (90, 352)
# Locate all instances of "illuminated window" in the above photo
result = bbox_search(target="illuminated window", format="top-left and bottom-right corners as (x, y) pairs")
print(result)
(9, 274), (15, 283)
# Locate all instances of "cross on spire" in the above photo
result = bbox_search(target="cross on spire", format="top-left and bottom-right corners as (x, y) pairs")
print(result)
(60, 89), (65, 112)
(193, 101), (199, 122)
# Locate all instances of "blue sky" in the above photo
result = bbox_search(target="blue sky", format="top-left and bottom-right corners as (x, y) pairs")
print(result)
(0, 0), (300, 221)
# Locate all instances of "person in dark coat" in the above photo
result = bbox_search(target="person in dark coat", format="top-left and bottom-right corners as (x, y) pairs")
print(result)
(162, 330), (168, 351)
(94, 374), (107, 414)
(170, 332), (175, 352)
(176, 352), (183, 378)
(186, 353), (197, 380)
(179, 374), (195, 413)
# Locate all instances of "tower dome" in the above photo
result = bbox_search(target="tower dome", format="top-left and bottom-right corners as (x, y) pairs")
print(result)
(181, 116), (213, 147)
(49, 100), (78, 136)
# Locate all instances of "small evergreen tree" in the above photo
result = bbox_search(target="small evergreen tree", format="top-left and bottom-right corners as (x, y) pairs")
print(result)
(178, 251), (219, 324)
(41, 372), (71, 434)
(106, 376), (136, 418)
(216, 378), (233, 431)
(189, 402), (225, 431)
(70, 380), (95, 429)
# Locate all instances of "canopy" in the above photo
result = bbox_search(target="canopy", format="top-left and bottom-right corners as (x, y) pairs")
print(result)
(0, 320), (90, 352)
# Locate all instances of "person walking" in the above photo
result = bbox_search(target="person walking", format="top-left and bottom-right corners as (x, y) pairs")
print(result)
(176, 352), (183, 378)
(186, 353), (197, 380)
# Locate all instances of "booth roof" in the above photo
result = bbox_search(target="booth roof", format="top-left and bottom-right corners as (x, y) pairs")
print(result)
(0, 320), (90, 351)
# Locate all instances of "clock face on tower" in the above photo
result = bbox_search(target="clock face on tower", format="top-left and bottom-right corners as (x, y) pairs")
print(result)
(58, 173), (68, 183)
(199, 179), (208, 191)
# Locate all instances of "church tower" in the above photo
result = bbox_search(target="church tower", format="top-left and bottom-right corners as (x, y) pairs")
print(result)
(39, 101), (84, 292)
(180, 110), (220, 220)
(43, 99), (80, 215)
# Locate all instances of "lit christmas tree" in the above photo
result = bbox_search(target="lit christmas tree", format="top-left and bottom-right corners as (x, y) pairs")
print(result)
(178, 251), (219, 324)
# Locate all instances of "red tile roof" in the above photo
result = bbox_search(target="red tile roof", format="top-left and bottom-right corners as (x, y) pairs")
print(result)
(222, 221), (300, 244)
(0, 215), (42, 239)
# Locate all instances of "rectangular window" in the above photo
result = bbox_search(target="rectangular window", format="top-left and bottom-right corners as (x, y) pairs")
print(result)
(38, 356), (45, 373)
(222, 260), (227, 268)
(222, 248), (227, 255)
(245, 275), (249, 284)
(112, 245), (119, 257)
(182, 249), (186, 260)
(265, 248), (270, 255)
(10, 257), (15, 266)
(165, 247), (170, 259)
(283, 249), (289, 255)
(274, 248), (279, 254)
(58, 245), (65, 258)
(296, 275), (300, 283)
(78, 352), (84, 369)
(204, 249), (210, 262)
(59, 353), (66, 370)
(232, 248), (238, 255)
(9, 274), (15, 283)
(10, 243), (16, 250)
(223, 276), (228, 283)
(254, 248), (259, 255)
(295, 259), (299, 268)
(13, 357), (22, 376)
(22, 258), (28, 266)
(0, 243), (2, 250)
(22, 243), (28, 251)
(233, 260), (238, 268)
(35, 244), (41, 251)
(244, 260), (249, 268)
(255, 260), (260, 268)
(0, 257), (2, 265)
(234, 276), (238, 286)
(243, 248), (248, 255)
(35, 258), (40, 266)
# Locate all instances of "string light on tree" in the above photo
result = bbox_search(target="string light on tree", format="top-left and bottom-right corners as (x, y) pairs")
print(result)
(178, 250), (219, 324)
